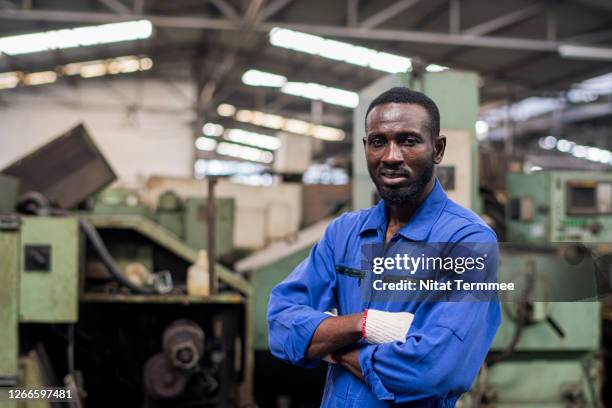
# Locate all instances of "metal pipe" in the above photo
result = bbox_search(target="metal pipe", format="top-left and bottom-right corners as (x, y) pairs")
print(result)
(207, 176), (218, 294)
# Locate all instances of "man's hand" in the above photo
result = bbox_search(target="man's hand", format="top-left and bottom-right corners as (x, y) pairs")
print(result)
(314, 309), (415, 384)
(306, 313), (363, 360)
(332, 348), (364, 381)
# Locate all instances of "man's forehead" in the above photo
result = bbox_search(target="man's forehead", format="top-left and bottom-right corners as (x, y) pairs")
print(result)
(366, 103), (429, 131)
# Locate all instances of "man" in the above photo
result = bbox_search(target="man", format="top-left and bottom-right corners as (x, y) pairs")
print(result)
(267, 87), (500, 407)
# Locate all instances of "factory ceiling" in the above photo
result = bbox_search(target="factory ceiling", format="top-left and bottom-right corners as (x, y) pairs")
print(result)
(1, 0), (611, 134)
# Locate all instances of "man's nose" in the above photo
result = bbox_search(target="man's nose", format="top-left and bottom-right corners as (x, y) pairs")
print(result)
(381, 142), (403, 165)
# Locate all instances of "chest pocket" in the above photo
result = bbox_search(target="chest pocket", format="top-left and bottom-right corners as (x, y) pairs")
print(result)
(335, 265), (365, 286)
(334, 264), (366, 315)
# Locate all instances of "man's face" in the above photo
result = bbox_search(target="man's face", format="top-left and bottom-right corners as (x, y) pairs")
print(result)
(364, 102), (445, 206)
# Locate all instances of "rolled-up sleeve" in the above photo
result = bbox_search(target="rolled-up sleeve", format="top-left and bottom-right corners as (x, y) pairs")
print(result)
(359, 227), (501, 402)
(359, 301), (500, 402)
(267, 221), (338, 367)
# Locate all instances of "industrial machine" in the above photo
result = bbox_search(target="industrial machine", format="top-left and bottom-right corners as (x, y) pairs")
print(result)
(506, 171), (612, 244)
(91, 189), (236, 257)
(481, 171), (611, 407)
(0, 125), (254, 407)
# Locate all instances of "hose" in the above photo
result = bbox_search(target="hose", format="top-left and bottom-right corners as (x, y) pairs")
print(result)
(79, 218), (156, 294)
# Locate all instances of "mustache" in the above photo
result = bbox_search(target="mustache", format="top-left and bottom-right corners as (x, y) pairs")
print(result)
(377, 166), (411, 178)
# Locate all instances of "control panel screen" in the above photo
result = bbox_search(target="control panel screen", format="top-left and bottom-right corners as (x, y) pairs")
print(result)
(566, 181), (612, 215)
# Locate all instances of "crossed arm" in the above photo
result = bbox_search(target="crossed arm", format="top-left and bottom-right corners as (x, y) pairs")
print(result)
(305, 313), (365, 380)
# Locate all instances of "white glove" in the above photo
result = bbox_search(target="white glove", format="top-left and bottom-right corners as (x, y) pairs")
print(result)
(363, 309), (414, 344)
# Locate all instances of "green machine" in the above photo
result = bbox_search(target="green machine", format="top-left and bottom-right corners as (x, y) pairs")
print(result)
(92, 189), (236, 256)
(0, 214), (254, 408)
(481, 171), (611, 407)
(0, 175), (19, 214)
(0, 124), (254, 407)
(506, 171), (612, 243)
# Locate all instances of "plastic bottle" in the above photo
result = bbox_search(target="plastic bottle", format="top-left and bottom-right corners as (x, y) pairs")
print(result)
(187, 250), (210, 296)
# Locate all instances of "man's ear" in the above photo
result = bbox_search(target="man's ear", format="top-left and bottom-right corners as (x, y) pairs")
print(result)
(433, 135), (446, 164)
(362, 137), (367, 150)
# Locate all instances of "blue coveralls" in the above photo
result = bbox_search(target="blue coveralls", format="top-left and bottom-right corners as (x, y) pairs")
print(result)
(267, 180), (501, 407)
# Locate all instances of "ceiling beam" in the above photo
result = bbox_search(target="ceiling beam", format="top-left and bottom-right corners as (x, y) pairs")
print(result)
(0, 8), (242, 29)
(488, 101), (612, 140)
(275, 22), (558, 52)
(243, 0), (266, 26)
(462, 4), (544, 36)
(133, 0), (144, 14)
(449, 0), (460, 33)
(97, 0), (131, 15)
(347, 0), (358, 26)
(2, 8), (612, 58)
(259, 0), (293, 21)
(209, 0), (239, 20)
(359, 0), (423, 29)
(413, 0), (448, 29)
(568, 0), (612, 12)
(566, 28), (612, 43)
(435, 4), (545, 68)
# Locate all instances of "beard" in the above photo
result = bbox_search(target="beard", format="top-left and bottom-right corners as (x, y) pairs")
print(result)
(369, 159), (435, 206)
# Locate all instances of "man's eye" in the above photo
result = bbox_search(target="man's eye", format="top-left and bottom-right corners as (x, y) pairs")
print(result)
(399, 138), (418, 146)
(369, 138), (385, 147)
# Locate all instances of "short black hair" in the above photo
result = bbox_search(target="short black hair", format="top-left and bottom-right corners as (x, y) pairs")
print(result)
(365, 87), (440, 139)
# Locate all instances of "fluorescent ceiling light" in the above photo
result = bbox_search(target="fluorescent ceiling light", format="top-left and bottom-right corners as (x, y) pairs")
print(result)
(23, 71), (57, 86)
(0, 20), (152, 56)
(202, 122), (224, 137)
(558, 44), (612, 61)
(195, 137), (218, 151)
(0, 72), (20, 89)
(107, 56), (143, 74)
(63, 55), (152, 79)
(79, 62), (107, 78)
(242, 69), (287, 87)
(252, 111), (285, 129)
(0, 55), (153, 92)
(218, 103), (346, 141)
(540, 137), (612, 165)
(426, 64), (449, 72)
(538, 135), (557, 150)
(311, 125), (345, 142)
(571, 72), (612, 100)
(194, 159), (266, 177)
(225, 129), (281, 150)
(475, 120), (489, 135)
(369, 52), (412, 73)
(281, 81), (359, 108)
(217, 103), (236, 117)
(284, 118), (311, 135)
(217, 142), (274, 163)
(269, 27), (414, 74)
(242, 68), (359, 108)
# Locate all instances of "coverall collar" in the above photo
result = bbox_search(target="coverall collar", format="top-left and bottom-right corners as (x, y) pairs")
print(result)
(359, 178), (448, 242)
